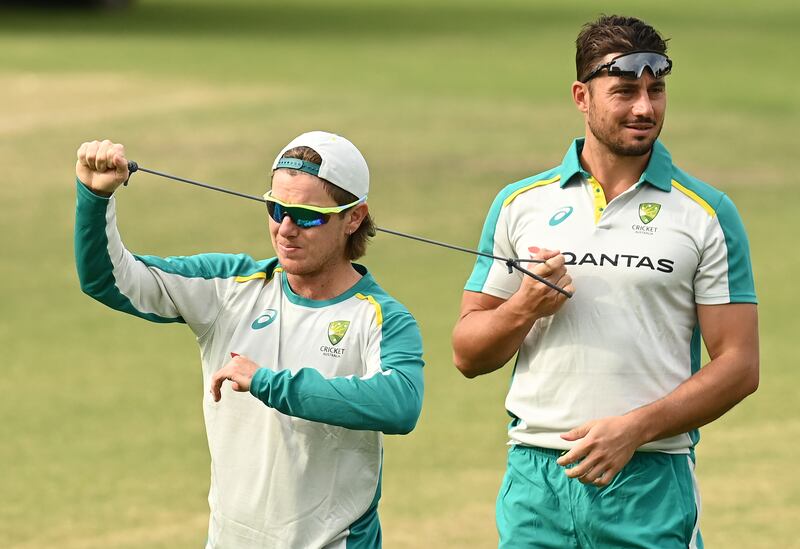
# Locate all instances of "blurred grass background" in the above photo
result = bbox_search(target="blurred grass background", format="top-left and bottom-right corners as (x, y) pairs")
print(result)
(0, 0), (797, 547)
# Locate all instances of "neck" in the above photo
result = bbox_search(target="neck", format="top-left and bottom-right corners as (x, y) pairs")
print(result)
(580, 133), (651, 202)
(285, 261), (362, 301)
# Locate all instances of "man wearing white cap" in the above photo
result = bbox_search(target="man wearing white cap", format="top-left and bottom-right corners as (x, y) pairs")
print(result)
(74, 131), (424, 548)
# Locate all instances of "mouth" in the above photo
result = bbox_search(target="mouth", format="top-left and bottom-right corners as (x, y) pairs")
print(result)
(277, 242), (302, 255)
(624, 120), (656, 132)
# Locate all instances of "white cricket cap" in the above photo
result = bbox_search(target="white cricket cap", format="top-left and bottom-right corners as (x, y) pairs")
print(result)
(271, 131), (369, 198)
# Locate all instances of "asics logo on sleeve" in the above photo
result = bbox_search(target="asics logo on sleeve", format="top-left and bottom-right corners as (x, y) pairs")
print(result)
(549, 206), (574, 226)
(251, 309), (278, 330)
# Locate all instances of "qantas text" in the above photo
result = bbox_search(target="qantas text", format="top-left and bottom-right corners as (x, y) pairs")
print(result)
(562, 251), (674, 273)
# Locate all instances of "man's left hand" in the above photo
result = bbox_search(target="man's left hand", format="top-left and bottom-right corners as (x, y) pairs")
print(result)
(556, 415), (645, 487)
(210, 354), (261, 402)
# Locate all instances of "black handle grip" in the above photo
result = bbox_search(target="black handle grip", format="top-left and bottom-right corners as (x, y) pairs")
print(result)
(123, 160), (138, 186)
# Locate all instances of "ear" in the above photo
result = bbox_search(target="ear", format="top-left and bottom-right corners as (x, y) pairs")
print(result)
(344, 203), (368, 234)
(572, 81), (590, 114)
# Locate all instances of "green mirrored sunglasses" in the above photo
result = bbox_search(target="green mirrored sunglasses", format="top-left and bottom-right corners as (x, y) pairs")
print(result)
(263, 190), (366, 228)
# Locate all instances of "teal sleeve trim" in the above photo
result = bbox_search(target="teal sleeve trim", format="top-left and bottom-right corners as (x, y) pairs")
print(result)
(464, 189), (508, 292)
(133, 253), (271, 281)
(74, 180), (182, 323)
(714, 195), (757, 303)
(688, 324), (702, 447)
(671, 168), (757, 304)
(463, 171), (559, 293)
(75, 179), (275, 323)
(249, 312), (424, 434)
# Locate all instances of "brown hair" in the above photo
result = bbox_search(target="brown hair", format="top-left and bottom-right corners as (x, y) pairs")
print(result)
(274, 146), (376, 260)
(575, 15), (668, 82)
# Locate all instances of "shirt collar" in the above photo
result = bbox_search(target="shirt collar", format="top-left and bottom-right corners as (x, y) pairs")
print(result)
(558, 138), (673, 192)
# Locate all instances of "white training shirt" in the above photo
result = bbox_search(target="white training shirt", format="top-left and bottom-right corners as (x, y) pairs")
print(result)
(74, 181), (424, 548)
(466, 139), (756, 453)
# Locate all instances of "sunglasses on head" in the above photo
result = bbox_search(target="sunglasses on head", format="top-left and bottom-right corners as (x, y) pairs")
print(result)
(581, 50), (673, 83)
(263, 190), (365, 228)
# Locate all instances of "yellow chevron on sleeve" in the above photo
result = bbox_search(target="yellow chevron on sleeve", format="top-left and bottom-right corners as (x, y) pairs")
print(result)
(235, 272), (266, 283)
(503, 176), (561, 207)
(355, 293), (383, 326)
(235, 267), (282, 283)
(672, 180), (716, 217)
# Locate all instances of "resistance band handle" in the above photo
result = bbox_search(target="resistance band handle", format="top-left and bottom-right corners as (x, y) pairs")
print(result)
(123, 160), (139, 186)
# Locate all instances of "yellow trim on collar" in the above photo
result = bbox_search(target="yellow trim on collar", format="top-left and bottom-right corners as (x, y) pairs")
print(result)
(355, 293), (383, 326)
(587, 176), (608, 224)
(672, 181), (716, 217)
(503, 176), (561, 207)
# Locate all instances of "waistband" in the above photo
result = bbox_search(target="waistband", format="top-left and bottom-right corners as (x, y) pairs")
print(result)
(509, 443), (697, 464)
(509, 444), (565, 460)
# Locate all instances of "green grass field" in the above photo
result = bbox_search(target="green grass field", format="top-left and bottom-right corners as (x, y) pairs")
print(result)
(1, 0), (798, 546)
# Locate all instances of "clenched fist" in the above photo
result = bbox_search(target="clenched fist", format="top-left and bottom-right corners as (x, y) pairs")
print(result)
(76, 140), (129, 197)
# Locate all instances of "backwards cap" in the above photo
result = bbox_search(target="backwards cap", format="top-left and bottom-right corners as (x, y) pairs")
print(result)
(271, 131), (369, 198)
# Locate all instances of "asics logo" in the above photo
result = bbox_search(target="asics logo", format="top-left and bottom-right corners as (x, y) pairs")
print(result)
(251, 309), (278, 330)
(549, 206), (574, 226)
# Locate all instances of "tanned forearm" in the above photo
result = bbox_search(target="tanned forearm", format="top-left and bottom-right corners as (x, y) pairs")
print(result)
(453, 253), (574, 378)
(628, 349), (759, 444)
(628, 303), (759, 444)
(452, 297), (542, 378)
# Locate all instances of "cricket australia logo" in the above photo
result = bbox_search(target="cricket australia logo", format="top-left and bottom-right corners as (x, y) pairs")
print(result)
(321, 320), (350, 358)
(327, 320), (350, 345)
(638, 203), (661, 224)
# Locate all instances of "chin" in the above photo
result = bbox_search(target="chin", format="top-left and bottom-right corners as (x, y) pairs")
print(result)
(611, 136), (656, 157)
(277, 258), (319, 277)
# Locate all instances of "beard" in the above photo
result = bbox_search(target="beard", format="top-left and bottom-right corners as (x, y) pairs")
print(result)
(587, 109), (663, 157)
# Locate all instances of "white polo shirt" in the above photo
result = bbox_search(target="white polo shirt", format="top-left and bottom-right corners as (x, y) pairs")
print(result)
(466, 139), (756, 453)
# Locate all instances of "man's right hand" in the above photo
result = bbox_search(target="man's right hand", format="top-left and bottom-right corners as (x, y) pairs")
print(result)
(452, 248), (574, 378)
(507, 247), (573, 319)
(76, 140), (129, 197)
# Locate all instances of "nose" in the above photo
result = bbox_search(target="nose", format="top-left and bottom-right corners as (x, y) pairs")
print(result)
(277, 215), (299, 237)
(631, 88), (655, 119)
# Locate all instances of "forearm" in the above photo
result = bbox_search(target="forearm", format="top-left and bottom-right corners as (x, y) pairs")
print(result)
(250, 366), (424, 434)
(75, 179), (185, 322)
(628, 351), (759, 445)
(452, 297), (540, 378)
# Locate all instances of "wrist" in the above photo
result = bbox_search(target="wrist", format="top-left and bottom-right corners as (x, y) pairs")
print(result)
(499, 295), (543, 329)
(623, 406), (658, 446)
(76, 177), (113, 198)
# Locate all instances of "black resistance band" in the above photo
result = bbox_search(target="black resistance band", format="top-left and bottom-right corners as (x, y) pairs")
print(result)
(125, 161), (572, 298)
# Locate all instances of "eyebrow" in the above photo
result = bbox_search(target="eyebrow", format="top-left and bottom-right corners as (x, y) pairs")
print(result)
(608, 82), (638, 93)
(608, 80), (666, 93)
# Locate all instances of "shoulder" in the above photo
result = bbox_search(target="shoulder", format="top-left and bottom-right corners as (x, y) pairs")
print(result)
(669, 166), (736, 218)
(669, 166), (751, 252)
(135, 253), (279, 281)
(492, 167), (562, 209)
(353, 273), (418, 329)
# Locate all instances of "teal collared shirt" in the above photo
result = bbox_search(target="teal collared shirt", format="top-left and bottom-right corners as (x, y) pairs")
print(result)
(558, 138), (674, 192)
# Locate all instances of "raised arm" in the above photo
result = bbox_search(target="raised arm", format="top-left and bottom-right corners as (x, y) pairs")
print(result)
(74, 140), (264, 335)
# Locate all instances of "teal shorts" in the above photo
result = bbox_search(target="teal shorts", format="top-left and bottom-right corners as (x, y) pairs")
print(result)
(496, 445), (703, 549)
